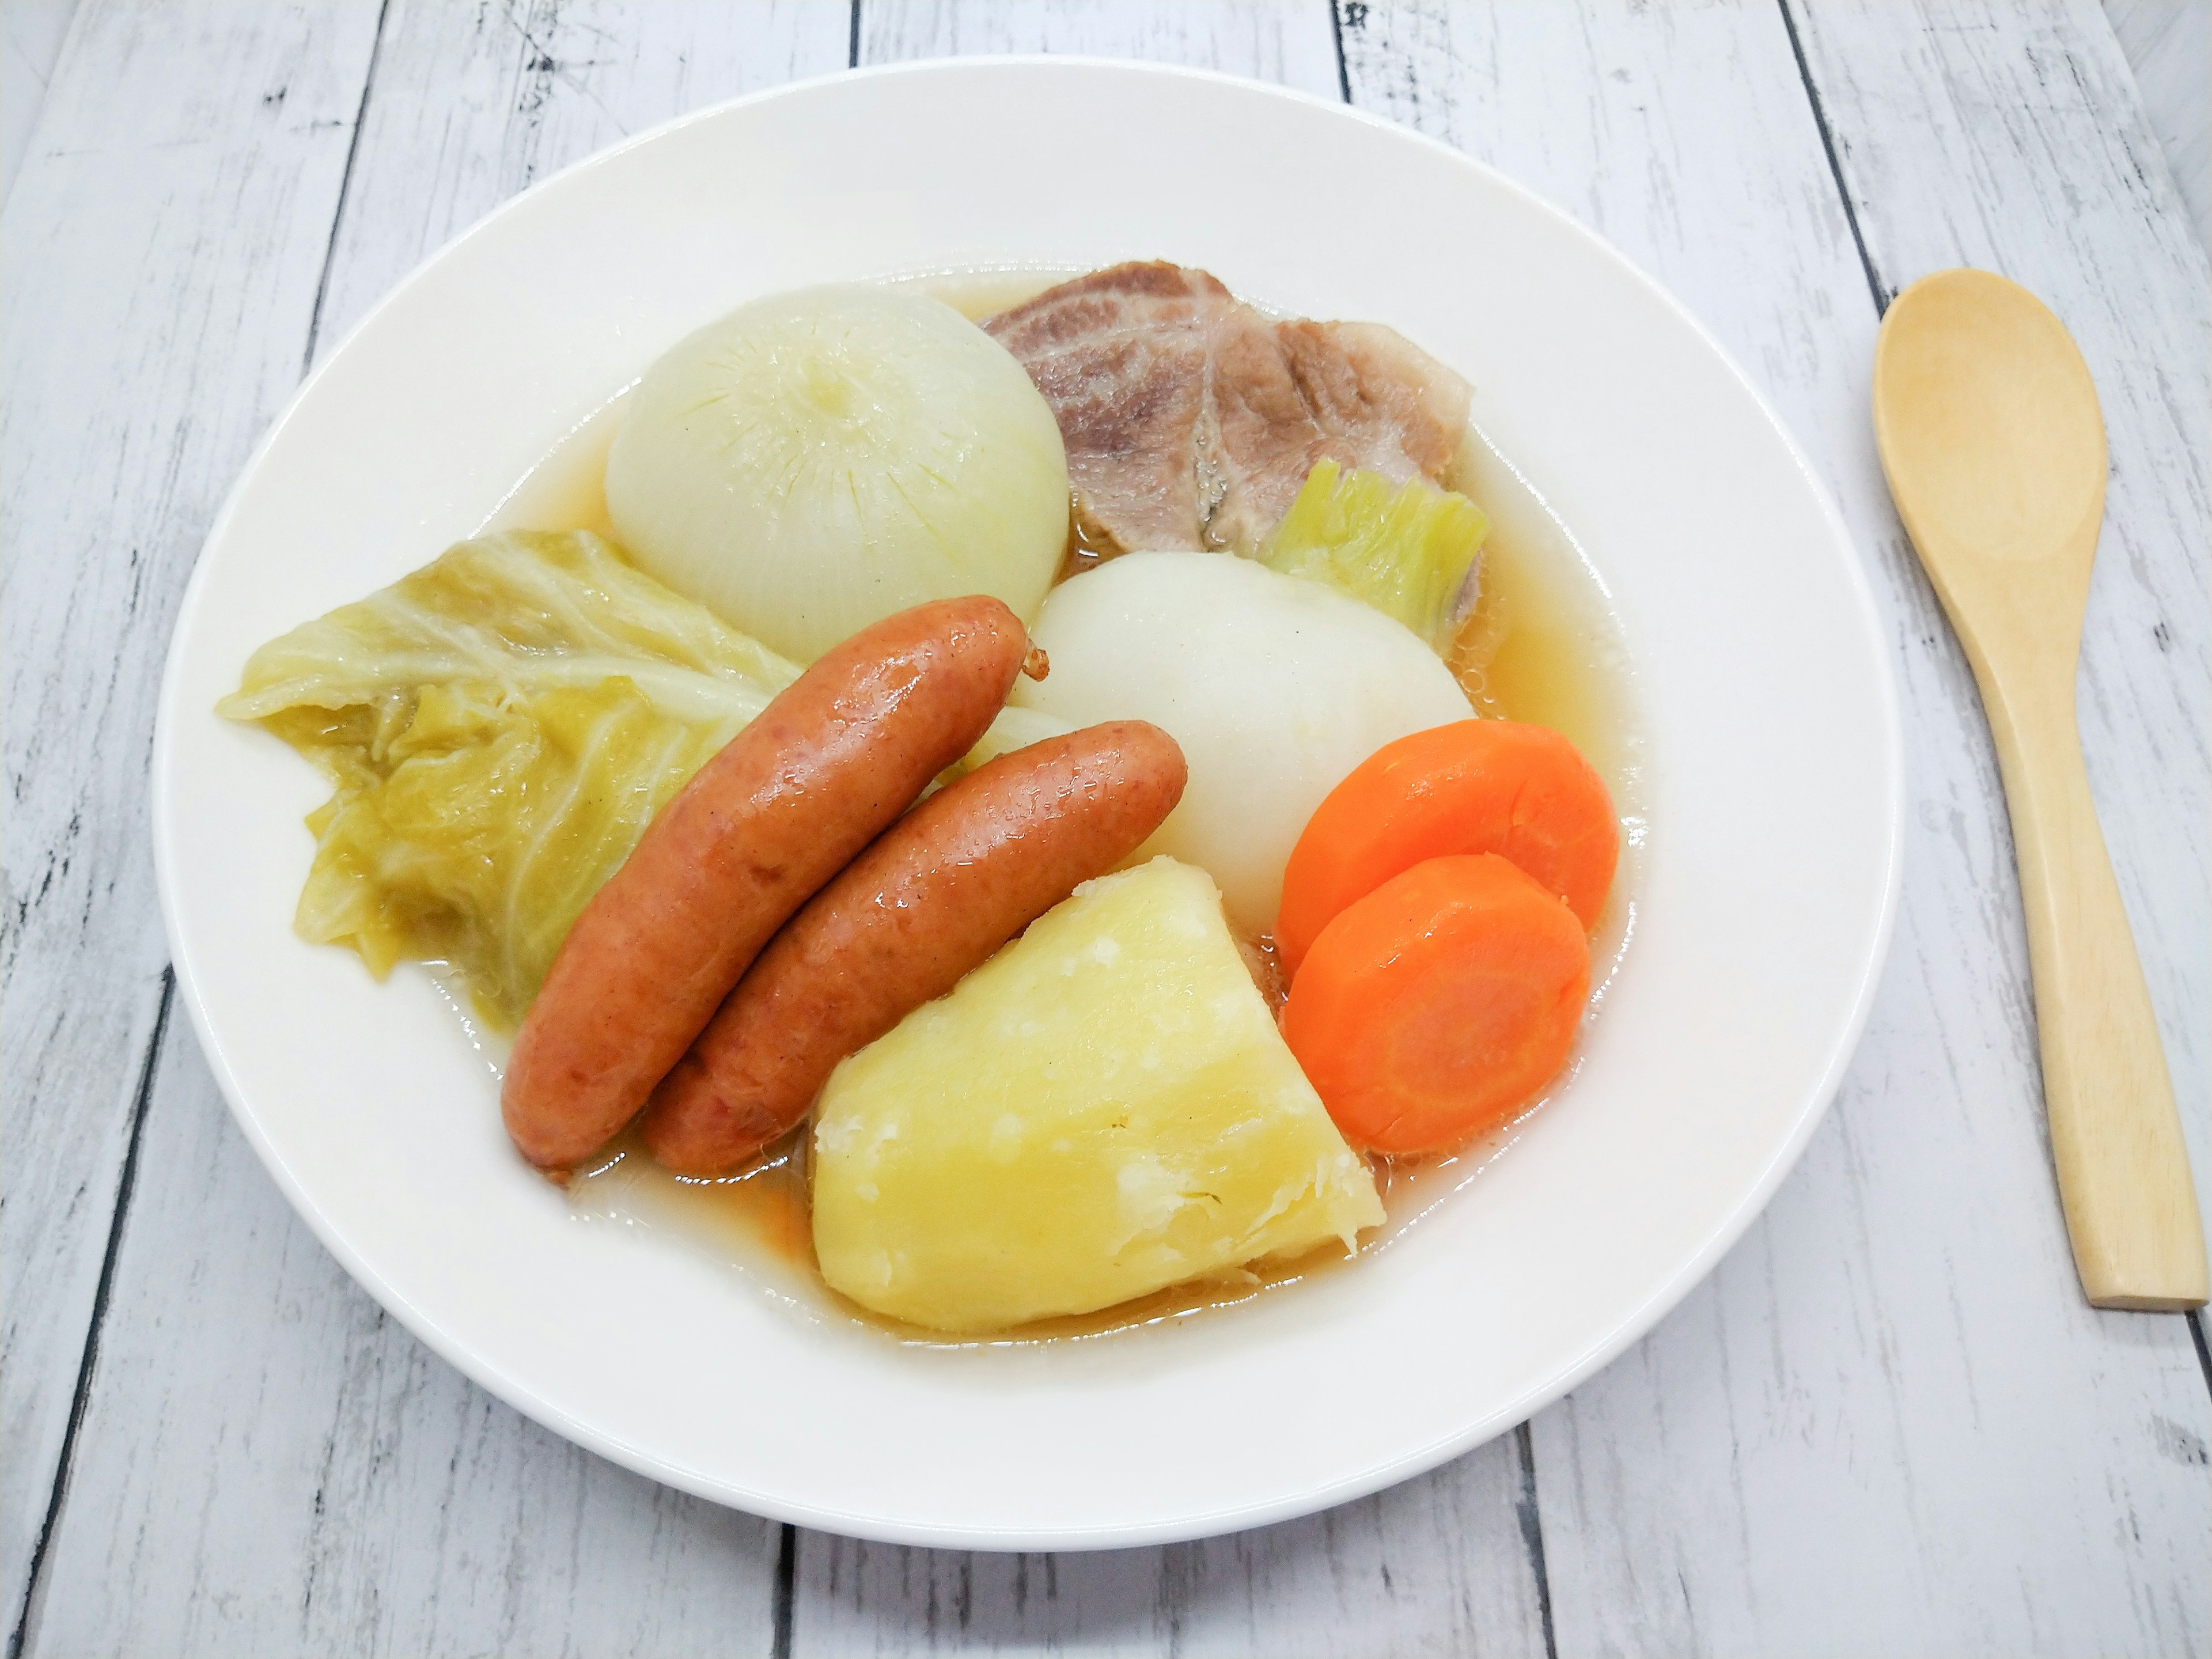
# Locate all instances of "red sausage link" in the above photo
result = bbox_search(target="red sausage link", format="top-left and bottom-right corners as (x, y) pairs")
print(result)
(501, 597), (1031, 1170)
(639, 720), (1188, 1176)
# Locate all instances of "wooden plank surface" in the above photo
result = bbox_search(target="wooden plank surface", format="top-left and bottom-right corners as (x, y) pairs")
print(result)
(0, 0), (76, 206)
(1791, 12), (2212, 1635)
(28, 1034), (785, 1659)
(311, 0), (849, 362)
(2102, 0), (2212, 254)
(14, 5), (850, 1656)
(0, 2), (382, 1642)
(853, 0), (1342, 84)
(1798, 0), (2212, 1266)
(795, 1459), (1551, 1659)
(1338, 1), (2210, 1652)
(4, 1), (2206, 1654)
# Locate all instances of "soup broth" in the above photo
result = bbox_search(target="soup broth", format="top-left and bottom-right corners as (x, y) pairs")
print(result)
(480, 270), (1644, 1345)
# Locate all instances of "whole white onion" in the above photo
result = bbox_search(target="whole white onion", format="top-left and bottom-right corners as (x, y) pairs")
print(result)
(1012, 551), (1474, 934)
(605, 285), (1069, 662)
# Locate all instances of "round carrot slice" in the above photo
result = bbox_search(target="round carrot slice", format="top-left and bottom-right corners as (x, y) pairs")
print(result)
(1277, 719), (1617, 976)
(1281, 853), (1590, 1155)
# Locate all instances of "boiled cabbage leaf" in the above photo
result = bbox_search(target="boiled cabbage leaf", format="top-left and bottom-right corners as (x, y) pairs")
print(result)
(219, 529), (801, 1028)
(1260, 459), (1487, 651)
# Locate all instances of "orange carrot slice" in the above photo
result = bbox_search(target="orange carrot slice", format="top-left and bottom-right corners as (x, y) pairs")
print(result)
(1277, 720), (1616, 976)
(1281, 854), (1590, 1155)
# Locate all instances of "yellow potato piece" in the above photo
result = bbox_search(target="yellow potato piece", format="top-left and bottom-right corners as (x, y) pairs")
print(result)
(812, 857), (1384, 1333)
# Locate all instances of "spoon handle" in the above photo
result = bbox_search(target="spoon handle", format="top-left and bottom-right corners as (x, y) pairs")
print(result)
(1978, 661), (2207, 1309)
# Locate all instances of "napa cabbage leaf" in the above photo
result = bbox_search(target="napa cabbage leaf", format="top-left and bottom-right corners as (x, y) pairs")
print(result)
(1259, 460), (1487, 651)
(219, 529), (802, 1029)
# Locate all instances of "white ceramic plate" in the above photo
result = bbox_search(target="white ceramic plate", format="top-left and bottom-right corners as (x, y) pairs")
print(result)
(154, 59), (1900, 1549)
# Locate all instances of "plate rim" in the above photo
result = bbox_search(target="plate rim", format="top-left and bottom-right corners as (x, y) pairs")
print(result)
(151, 54), (1906, 1550)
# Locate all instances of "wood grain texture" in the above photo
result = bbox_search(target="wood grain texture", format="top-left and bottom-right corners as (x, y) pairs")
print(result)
(1798, 0), (2212, 1276)
(312, 0), (849, 364)
(1342, 1), (2210, 1652)
(854, 0), (1341, 88)
(24, 1028), (783, 1658)
(14, 4), (853, 1656)
(0, 1), (381, 1638)
(0, 0), (75, 206)
(2103, 0), (2212, 254)
(794, 1446), (1549, 1659)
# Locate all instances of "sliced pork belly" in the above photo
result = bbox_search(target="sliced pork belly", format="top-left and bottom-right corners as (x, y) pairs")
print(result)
(983, 262), (1472, 556)
(983, 263), (1229, 552)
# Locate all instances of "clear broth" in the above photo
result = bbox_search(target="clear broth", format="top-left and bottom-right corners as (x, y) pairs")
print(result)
(487, 268), (1645, 1347)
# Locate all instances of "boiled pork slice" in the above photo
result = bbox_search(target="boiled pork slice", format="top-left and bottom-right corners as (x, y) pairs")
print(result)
(983, 262), (1472, 556)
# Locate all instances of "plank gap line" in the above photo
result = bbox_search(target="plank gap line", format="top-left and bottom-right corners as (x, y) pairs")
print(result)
(771, 1521), (796, 1658)
(1328, 0), (1353, 105)
(1776, 0), (1889, 315)
(301, 0), (393, 376)
(1513, 1419), (1560, 1659)
(6, 968), (174, 1659)
(847, 1), (860, 72)
(1787, 0), (2211, 1425)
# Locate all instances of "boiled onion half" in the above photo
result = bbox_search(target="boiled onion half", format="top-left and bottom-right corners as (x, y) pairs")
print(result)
(1013, 551), (1474, 934)
(605, 285), (1070, 662)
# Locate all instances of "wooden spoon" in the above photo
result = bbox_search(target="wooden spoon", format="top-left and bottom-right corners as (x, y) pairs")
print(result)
(1873, 268), (2206, 1310)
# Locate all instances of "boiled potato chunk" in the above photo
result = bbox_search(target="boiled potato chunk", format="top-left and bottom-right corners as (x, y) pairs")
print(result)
(812, 858), (1384, 1332)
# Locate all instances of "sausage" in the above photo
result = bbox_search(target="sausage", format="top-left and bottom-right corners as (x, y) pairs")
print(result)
(501, 596), (1032, 1171)
(638, 720), (1188, 1176)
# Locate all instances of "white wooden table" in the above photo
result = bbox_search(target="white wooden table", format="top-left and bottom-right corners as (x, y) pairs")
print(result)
(5, 3), (2207, 1653)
